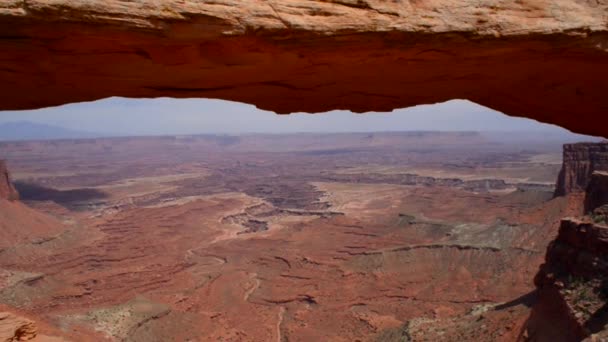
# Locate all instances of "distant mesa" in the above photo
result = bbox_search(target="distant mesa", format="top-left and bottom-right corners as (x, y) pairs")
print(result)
(554, 142), (608, 197)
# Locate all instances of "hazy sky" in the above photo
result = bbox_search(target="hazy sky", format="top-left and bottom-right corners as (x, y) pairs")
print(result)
(0, 97), (578, 135)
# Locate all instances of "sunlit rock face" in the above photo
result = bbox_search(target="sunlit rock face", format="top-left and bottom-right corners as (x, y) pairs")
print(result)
(0, 311), (38, 342)
(555, 143), (608, 197)
(1, 0), (608, 136)
(0, 160), (18, 201)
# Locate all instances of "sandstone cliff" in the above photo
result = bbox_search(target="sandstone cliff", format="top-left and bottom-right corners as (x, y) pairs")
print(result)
(555, 143), (608, 197)
(528, 218), (608, 341)
(585, 171), (608, 215)
(528, 143), (608, 341)
(0, 161), (18, 201)
(1, 1), (608, 136)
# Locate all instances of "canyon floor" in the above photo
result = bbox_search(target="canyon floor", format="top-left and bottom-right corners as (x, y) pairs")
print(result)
(0, 132), (588, 341)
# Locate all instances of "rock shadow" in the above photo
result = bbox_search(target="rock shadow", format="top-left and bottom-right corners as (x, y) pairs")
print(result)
(14, 181), (108, 210)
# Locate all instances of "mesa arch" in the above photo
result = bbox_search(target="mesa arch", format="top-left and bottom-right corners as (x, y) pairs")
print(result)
(1, 0), (607, 136)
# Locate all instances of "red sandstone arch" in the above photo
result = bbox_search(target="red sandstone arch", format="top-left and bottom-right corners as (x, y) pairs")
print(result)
(1, 0), (607, 136)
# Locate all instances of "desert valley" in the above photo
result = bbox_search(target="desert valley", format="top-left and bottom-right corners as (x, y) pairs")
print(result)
(1, 131), (607, 341)
(1, 0), (608, 340)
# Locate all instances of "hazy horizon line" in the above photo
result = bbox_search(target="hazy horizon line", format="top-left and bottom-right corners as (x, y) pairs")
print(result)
(0, 129), (601, 143)
(0, 98), (602, 138)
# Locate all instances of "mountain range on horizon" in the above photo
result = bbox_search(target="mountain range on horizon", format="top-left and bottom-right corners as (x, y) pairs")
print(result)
(0, 120), (601, 143)
(0, 121), (105, 141)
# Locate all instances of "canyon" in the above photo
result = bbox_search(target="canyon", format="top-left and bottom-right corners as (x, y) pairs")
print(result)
(0, 1), (607, 340)
(1, 0), (608, 136)
(0, 131), (604, 341)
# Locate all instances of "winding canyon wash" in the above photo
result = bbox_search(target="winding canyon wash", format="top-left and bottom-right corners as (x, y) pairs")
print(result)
(1, 0), (608, 340)
(0, 132), (606, 341)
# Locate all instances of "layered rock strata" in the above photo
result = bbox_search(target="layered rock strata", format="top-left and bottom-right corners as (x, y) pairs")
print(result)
(530, 143), (608, 341)
(1, 1), (608, 136)
(585, 171), (608, 214)
(555, 143), (608, 197)
(530, 218), (608, 341)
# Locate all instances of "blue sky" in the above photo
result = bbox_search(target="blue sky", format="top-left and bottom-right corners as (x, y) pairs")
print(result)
(0, 97), (580, 135)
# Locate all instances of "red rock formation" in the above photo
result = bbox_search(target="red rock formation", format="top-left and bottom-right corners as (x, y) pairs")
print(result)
(0, 311), (38, 341)
(585, 171), (608, 214)
(0, 306), (81, 341)
(528, 218), (608, 341)
(526, 140), (608, 341)
(0, 161), (18, 201)
(0, 162), (68, 248)
(1, 1), (608, 136)
(555, 143), (608, 197)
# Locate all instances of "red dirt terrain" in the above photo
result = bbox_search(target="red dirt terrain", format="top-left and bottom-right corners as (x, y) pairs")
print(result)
(0, 132), (599, 341)
(0, 161), (18, 201)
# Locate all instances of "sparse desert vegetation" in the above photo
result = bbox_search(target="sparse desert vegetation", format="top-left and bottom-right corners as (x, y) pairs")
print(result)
(0, 132), (597, 341)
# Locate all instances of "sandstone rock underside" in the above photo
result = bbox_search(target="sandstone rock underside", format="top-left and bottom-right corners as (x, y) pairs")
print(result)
(1, 1), (608, 136)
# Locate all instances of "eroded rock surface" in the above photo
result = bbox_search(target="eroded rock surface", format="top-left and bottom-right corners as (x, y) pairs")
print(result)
(529, 218), (608, 341)
(585, 171), (608, 214)
(0, 161), (18, 201)
(529, 143), (608, 341)
(0, 162), (65, 249)
(0, 308), (73, 341)
(1, 1), (608, 136)
(555, 143), (608, 197)
(0, 133), (574, 341)
(0, 311), (37, 341)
